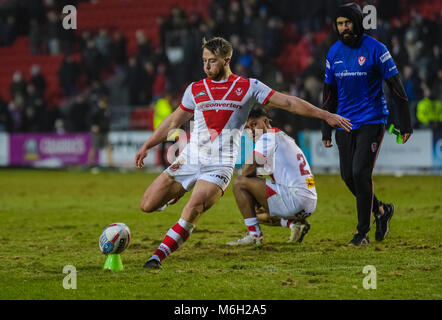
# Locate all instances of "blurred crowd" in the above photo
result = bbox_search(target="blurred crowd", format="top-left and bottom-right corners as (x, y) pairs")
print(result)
(0, 0), (441, 136)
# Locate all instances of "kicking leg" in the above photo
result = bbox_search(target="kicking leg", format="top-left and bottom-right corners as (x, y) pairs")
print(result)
(140, 173), (186, 213)
(144, 180), (222, 268)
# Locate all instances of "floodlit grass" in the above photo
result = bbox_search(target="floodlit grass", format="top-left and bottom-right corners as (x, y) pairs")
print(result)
(0, 169), (441, 300)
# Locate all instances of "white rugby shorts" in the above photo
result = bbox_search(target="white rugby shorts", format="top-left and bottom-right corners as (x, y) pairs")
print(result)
(265, 179), (317, 221)
(164, 162), (234, 193)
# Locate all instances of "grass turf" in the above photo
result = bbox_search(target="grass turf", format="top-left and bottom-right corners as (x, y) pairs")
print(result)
(0, 169), (441, 300)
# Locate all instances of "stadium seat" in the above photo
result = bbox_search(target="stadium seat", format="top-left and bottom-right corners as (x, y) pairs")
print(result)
(130, 108), (154, 130)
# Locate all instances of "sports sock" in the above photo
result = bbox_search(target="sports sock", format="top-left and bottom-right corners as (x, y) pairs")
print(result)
(280, 219), (295, 228)
(149, 218), (194, 262)
(244, 217), (262, 238)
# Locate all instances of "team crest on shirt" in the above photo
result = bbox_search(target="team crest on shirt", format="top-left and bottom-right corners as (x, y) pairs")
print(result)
(195, 90), (207, 98)
(235, 88), (243, 96)
(358, 56), (366, 66)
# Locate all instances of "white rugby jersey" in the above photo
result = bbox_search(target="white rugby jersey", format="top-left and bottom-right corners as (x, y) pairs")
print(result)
(254, 129), (317, 200)
(178, 74), (274, 167)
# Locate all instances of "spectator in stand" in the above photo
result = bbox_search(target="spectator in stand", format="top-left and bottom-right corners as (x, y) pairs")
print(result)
(54, 118), (66, 135)
(95, 28), (112, 70)
(29, 19), (42, 55)
(59, 11), (75, 55)
(417, 87), (442, 130)
(82, 39), (102, 83)
(249, 6), (269, 48)
(68, 94), (91, 132)
(237, 43), (253, 73)
(124, 56), (143, 106)
(163, 5), (188, 32)
(88, 96), (113, 167)
(433, 69), (442, 101)
(0, 18), (6, 47)
(8, 96), (25, 132)
(390, 35), (409, 69)
(153, 63), (167, 101)
(136, 30), (152, 64)
(23, 83), (45, 132)
(151, 46), (169, 71)
(30, 65), (46, 97)
(10, 71), (27, 101)
(89, 80), (110, 108)
(140, 61), (155, 105)
(46, 10), (61, 55)
(0, 95), (12, 132)
(27, 0), (45, 22)
(58, 54), (80, 97)
(111, 30), (127, 73)
(264, 17), (283, 57)
(79, 30), (92, 51)
(223, 11), (242, 40)
(4, 15), (17, 46)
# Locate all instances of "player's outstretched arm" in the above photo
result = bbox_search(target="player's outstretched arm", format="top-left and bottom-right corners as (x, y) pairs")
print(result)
(135, 108), (193, 168)
(266, 91), (352, 132)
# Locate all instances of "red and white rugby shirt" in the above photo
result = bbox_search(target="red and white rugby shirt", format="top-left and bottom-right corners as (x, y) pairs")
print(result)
(178, 74), (274, 167)
(254, 129), (317, 200)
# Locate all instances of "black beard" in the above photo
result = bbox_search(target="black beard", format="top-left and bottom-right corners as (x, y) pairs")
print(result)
(339, 32), (359, 47)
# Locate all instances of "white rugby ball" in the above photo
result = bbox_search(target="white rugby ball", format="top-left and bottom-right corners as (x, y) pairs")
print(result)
(99, 223), (131, 254)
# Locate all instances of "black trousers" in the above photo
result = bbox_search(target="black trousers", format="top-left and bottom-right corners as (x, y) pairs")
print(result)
(335, 124), (385, 235)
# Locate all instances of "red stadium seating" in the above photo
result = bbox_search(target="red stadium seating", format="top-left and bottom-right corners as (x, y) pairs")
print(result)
(0, 0), (210, 107)
(130, 107), (154, 130)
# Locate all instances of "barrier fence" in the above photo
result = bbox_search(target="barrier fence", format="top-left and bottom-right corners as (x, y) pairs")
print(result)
(1, 129), (441, 172)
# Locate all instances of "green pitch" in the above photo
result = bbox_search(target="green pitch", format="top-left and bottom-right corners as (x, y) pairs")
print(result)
(0, 169), (441, 300)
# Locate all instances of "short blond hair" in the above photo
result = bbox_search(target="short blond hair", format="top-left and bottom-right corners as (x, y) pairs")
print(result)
(202, 37), (233, 58)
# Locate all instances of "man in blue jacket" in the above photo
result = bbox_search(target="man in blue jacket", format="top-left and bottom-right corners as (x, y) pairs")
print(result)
(322, 3), (413, 245)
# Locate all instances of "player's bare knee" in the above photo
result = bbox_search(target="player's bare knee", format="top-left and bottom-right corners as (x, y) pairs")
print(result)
(140, 197), (156, 213)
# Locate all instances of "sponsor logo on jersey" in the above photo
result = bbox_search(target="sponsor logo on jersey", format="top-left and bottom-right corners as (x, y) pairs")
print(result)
(195, 90), (207, 98)
(380, 51), (392, 63)
(334, 60), (344, 65)
(358, 56), (366, 66)
(335, 71), (368, 78)
(199, 102), (242, 110)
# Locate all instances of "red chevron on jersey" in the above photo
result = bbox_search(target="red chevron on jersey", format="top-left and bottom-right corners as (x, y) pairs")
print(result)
(202, 109), (234, 141)
(178, 74), (275, 166)
(205, 74), (239, 100)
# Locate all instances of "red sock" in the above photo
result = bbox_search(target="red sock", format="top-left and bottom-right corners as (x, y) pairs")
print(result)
(149, 218), (194, 262)
(280, 219), (295, 228)
(244, 217), (262, 237)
